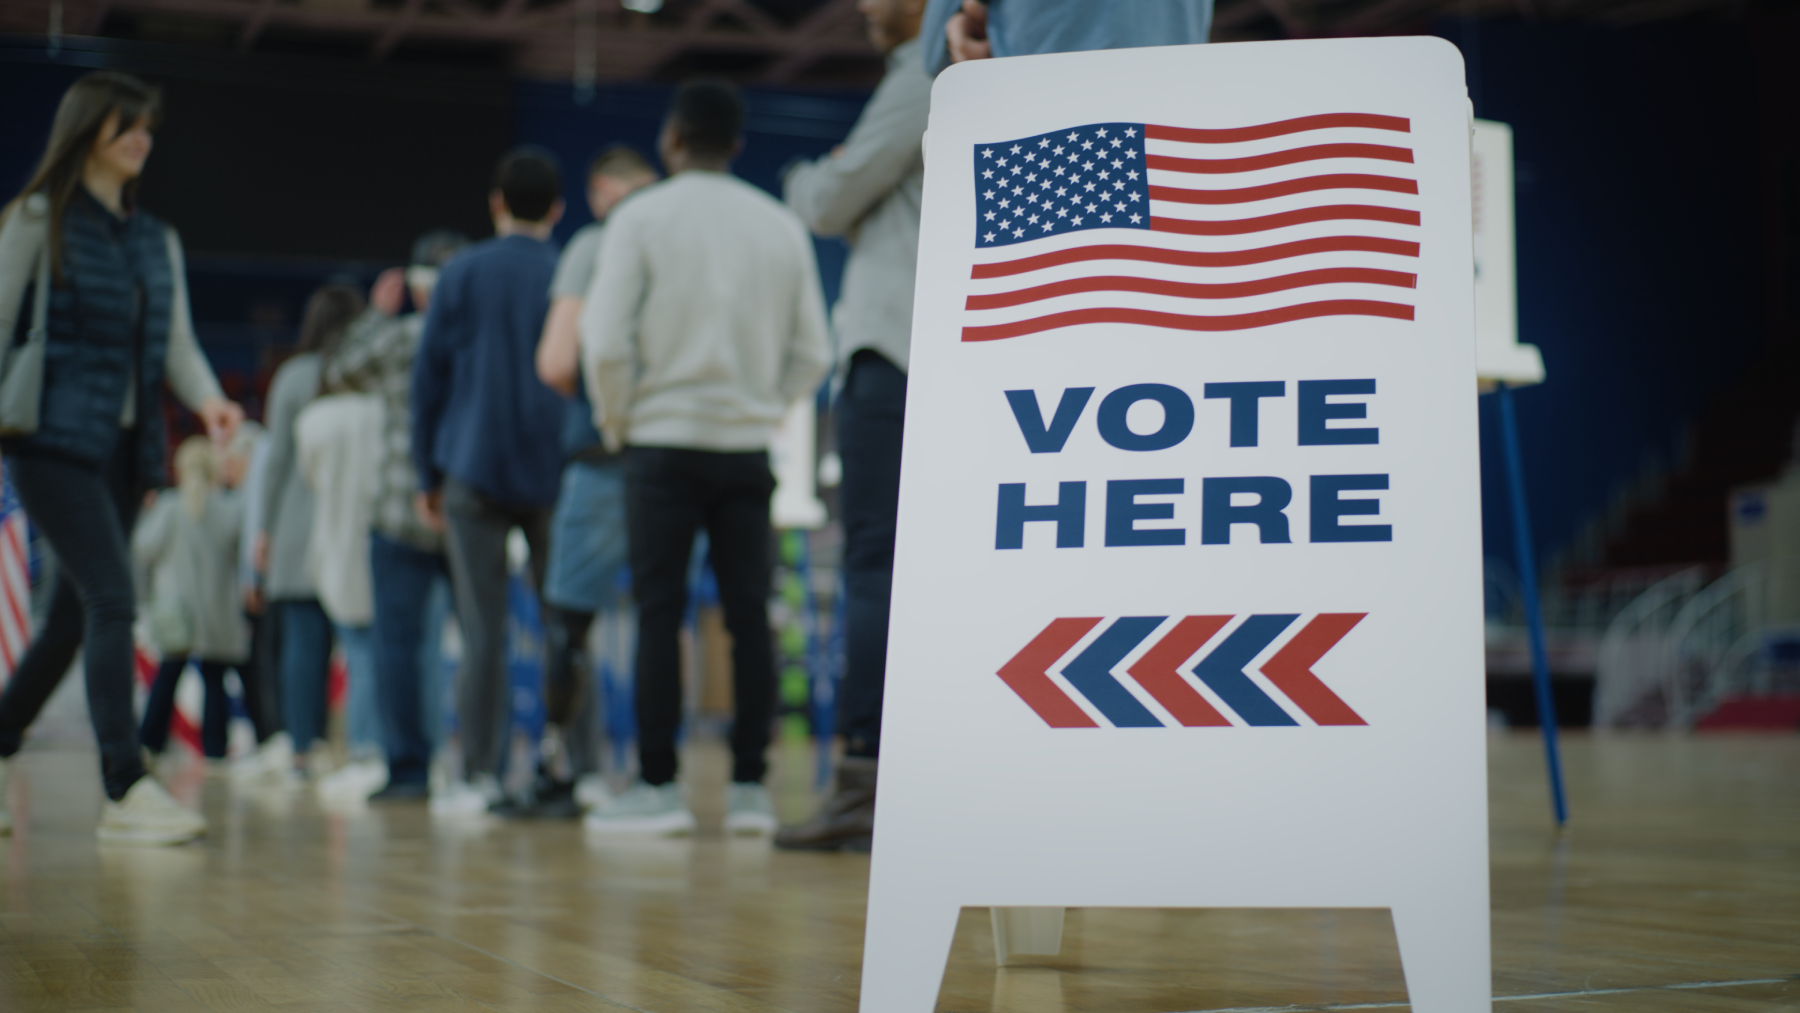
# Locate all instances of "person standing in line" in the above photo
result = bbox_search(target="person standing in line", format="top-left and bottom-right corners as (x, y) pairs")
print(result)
(324, 231), (467, 803)
(924, 0), (1214, 73)
(412, 150), (567, 816)
(257, 284), (364, 779)
(529, 146), (660, 818)
(580, 80), (832, 836)
(296, 371), (386, 801)
(135, 436), (249, 767)
(0, 71), (243, 845)
(775, 0), (930, 852)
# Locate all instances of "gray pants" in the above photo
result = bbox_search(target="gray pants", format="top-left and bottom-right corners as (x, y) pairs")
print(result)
(442, 479), (550, 783)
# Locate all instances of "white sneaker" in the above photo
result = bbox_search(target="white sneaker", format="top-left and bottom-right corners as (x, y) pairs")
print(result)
(0, 756), (12, 836)
(316, 758), (389, 802)
(231, 733), (295, 785)
(574, 773), (613, 812)
(430, 774), (500, 817)
(723, 782), (777, 836)
(583, 781), (695, 836)
(98, 777), (207, 846)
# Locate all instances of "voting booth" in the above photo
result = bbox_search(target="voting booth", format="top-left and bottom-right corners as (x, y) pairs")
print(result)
(863, 37), (1490, 1012)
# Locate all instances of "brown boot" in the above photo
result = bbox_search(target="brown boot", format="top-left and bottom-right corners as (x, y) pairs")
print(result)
(774, 757), (876, 852)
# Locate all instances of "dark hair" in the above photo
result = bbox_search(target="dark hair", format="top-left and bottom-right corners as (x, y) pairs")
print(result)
(5, 72), (163, 282)
(668, 79), (744, 163)
(297, 282), (364, 356)
(493, 147), (562, 222)
(411, 229), (470, 268)
(588, 145), (656, 182)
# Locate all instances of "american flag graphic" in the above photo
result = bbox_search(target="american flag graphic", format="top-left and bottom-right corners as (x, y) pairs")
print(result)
(0, 467), (33, 678)
(965, 113), (1420, 342)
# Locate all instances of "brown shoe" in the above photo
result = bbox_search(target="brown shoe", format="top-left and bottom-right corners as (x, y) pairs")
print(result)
(774, 757), (876, 852)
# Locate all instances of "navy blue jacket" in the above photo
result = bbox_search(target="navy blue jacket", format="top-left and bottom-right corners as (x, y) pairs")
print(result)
(7, 190), (174, 485)
(411, 234), (564, 508)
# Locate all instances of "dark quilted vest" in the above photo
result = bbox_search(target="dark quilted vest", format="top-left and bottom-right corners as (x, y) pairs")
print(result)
(16, 192), (174, 486)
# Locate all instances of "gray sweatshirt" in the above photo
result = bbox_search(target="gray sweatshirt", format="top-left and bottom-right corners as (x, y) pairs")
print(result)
(783, 35), (930, 376)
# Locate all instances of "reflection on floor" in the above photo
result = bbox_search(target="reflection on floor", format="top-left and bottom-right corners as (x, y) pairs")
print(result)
(0, 733), (1794, 1011)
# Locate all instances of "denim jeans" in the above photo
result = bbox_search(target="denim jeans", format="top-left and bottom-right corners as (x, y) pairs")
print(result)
(0, 433), (147, 800)
(625, 446), (776, 786)
(277, 600), (334, 754)
(369, 533), (451, 788)
(835, 351), (906, 759)
(332, 623), (381, 760)
(140, 658), (232, 759)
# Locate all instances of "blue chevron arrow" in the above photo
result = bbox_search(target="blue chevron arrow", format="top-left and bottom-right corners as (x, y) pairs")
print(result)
(1191, 615), (1301, 726)
(1060, 616), (1166, 727)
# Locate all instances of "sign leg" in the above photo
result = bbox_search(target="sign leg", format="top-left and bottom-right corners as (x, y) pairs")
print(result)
(1496, 382), (1569, 826)
(858, 888), (961, 1013)
(1393, 896), (1493, 1012)
(990, 906), (1065, 966)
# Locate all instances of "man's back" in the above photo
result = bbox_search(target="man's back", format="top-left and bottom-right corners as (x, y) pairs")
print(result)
(413, 234), (565, 508)
(582, 171), (831, 453)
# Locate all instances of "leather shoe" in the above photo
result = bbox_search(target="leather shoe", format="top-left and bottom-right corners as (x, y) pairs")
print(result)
(774, 757), (876, 852)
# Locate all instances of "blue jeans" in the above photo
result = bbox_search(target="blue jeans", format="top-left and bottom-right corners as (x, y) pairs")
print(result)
(278, 600), (334, 754)
(835, 350), (906, 759)
(544, 459), (629, 614)
(332, 623), (381, 760)
(370, 533), (452, 787)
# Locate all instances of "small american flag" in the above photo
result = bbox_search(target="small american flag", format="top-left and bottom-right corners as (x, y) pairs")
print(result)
(965, 113), (1420, 342)
(0, 466), (32, 678)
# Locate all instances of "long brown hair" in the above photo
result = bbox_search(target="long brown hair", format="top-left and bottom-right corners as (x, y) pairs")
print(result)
(297, 284), (365, 395)
(3, 72), (163, 281)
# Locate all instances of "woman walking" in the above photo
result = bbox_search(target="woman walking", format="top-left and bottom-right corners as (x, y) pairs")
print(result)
(0, 71), (243, 844)
(136, 436), (250, 766)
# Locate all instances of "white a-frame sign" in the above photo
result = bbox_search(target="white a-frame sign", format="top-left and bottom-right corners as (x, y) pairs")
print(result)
(863, 37), (1489, 1012)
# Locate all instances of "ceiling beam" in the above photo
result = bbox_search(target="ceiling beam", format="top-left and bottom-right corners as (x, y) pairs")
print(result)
(371, 0), (428, 60)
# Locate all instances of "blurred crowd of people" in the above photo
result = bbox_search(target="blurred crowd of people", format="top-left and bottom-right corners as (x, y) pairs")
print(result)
(0, 0), (1212, 847)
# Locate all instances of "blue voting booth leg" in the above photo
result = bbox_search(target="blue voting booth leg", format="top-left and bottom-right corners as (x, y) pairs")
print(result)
(1496, 382), (1569, 827)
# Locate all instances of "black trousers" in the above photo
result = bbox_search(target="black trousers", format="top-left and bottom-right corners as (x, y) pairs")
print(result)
(140, 658), (232, 759)
(836, 351), (907, 760)
(625, 446), (776, 786)
(441, 478), (549, 782)
(0, 433), (147, 800)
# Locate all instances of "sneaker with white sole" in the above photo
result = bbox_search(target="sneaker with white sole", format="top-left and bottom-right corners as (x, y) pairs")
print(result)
(723, 782), (778, 836)
(316, 758), (389, 802)
(231, 732), (296, 785)
(0, 756), (12, 836)
(430, 774), (501, 817)
(97, 777), (207, 846)
(574, 773), (613, 812)
(583, 781), (695, 836)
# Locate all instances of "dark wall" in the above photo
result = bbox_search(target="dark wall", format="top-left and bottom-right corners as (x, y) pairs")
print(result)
(1436, 19), (1774, 573)
(0, 37), (510, 263)
(513, 79), (863, 308)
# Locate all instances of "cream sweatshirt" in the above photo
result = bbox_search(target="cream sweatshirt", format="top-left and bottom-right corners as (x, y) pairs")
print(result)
(578, 170), (832, 453)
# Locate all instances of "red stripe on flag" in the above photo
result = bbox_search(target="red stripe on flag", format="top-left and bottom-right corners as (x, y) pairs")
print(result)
(998, 618), (1103, 728)
(1261, 613), (1368, 726)
(1151, 206), (1420, 236)
(961, 300), (1415, 342)
(1126, 616), (1233, 726)
(970, 237), (1421, 280)
(1145, 114), (1411, 144)
(1149, 173), (1418, 205)
(1147, 144), (1414, 174)
(965, 268), (1417, 311)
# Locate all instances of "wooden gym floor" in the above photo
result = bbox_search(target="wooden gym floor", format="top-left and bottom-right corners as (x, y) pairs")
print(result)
(0, 732), (1794, 1012)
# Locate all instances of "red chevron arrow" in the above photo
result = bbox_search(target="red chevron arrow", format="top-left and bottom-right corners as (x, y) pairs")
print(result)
(998, 618), (1101, 727)
(1260, 613), (1367, 725)
(1126, 616), (1233, 726)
